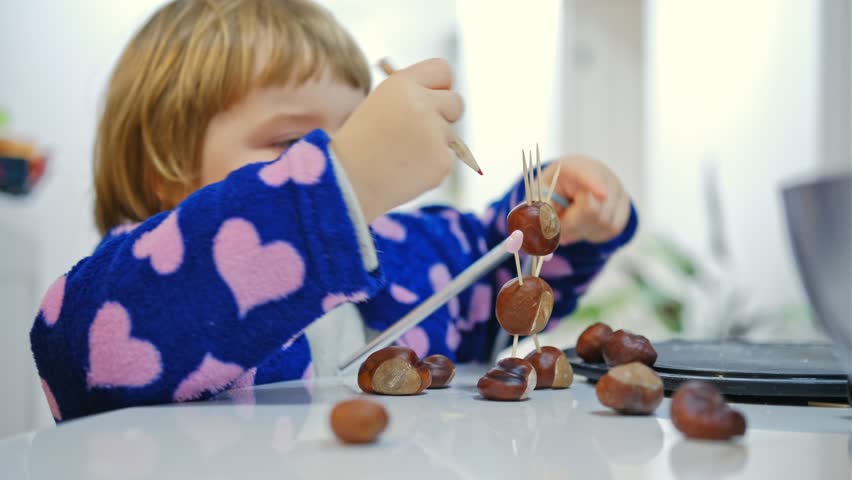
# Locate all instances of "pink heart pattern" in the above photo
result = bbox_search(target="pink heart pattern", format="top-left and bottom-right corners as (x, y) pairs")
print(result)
(398, 326), (430, 358)
(446, 323), (461, 351)
(370, 215), (406, 241)
(389, 284), (418, 304)
(213, 218), (305, 318)
(429, 263), (459, 318)
(87, 302), (162, 388)
(540, 255), (573, 277)
(441, 210), (471, 253)
(132, 211), (184, 275)
(40, 274), (66, 327)
(174, 353), (245, 402)
(259, 141), (326, 187)
(321, 290), (368, 313)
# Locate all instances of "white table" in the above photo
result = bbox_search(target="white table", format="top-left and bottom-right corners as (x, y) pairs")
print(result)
(1, 366), (850, 479)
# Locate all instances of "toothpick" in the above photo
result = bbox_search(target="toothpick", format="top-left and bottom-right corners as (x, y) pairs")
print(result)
(546, 161), (562, 203)
(536, 144), (543, 202)
(533, 334), (542, 353)
(514, 253), (524, 286)
(512, 334), (519, 358)
(534, 256), (544, 277)
(522, 150), (531, 206)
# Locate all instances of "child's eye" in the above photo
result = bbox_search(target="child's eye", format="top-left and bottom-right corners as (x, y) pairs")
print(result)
(271, 137), (301, 150)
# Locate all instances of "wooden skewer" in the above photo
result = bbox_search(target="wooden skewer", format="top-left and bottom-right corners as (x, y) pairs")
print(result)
(377, 58), (482, 176)
(514, 253), (524, 286)
(522, 151), (531, 206)
(546, 161), (562, 204)
(511, 334), (519, 358)
(533, 334), (542, 353)
(534, 256), (544, 277)
(536, 144), (543, 202)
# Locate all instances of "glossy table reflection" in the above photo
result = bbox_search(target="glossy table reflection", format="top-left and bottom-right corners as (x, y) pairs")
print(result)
(1, 366), (850, 479)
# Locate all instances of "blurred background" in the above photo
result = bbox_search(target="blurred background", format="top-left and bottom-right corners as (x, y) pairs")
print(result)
(0, 0), (849, 437)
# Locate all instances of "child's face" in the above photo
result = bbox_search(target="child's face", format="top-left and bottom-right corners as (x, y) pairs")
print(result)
(200, 71), (365, 186)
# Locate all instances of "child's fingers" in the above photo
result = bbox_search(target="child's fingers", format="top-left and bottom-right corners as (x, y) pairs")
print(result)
(429, 90), (464, 124)
(399, 58), (454, 90)
(558, 167), (608, 202)
(559, 190), (598, 244)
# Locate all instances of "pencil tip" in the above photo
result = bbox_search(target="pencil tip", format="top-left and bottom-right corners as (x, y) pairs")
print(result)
(477, 169), (483, 176)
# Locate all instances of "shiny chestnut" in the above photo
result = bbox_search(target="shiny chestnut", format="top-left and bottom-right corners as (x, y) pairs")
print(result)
(495, 276), (554, 335)
(595, 362), (664, 415)
(671, 381), (747, 440)
(358, 346), (431, 395)
(422, 354), (455, 388)
(602, 329), (657, 367)
(507, 201), (561, 256)
(525, 346), (573, 389)
(477, 358), (538, 401)
(330, 398), (389, 444)
(576, 322), (614, 363)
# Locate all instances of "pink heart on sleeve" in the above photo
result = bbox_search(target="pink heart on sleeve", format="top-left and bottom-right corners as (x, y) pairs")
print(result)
(87, 302), (162, 388)
(132, 211), (184, 275)
(259, 142), (326, 187)
(40, 274), (66, 326)
(173, 353), (244, 402)
(213, 218), (306, 318)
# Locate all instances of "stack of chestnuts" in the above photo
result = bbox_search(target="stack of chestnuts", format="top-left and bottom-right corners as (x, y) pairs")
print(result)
(578, 322), (747, 440)
(479, 163), (575, 400)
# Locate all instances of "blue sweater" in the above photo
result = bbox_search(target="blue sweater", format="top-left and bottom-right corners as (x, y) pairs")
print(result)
(30, 129), (637, 421)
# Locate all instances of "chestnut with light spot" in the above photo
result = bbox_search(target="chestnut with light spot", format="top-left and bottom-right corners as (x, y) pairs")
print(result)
(525, 346), (573, 389)
(477, 358), (538, 401)
(507, 201), (561, 256)
(595, 362), (663, 415)
(358, 346), (431, 395)
(422, 354), (455, 388)
(495, 276), (554, 335)
(330, 398), (389, 444)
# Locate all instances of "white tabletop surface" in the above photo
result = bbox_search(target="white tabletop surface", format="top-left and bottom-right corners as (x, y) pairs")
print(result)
(1, 366), (850, 480)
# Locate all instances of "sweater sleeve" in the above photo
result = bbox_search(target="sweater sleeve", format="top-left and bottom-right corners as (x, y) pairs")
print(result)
(30, 130), (384, 421)
(357, 175), (638, 363)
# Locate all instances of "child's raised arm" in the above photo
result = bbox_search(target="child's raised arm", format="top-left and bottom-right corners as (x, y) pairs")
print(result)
(31, 130), (386, 421)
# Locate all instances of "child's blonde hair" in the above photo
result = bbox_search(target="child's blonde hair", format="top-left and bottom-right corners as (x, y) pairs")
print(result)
(94, 0), (371, 234)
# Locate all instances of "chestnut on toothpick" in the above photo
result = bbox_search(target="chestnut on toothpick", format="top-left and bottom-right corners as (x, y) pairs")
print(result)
(495, 276), (554, 336)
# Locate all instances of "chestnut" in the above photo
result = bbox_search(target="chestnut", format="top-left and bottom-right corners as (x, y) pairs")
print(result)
(422, 354), (455, 388)
(330, 398), (389, 444)
(602, 329), (657, 367)
(495, 276), (554, 335)
(671, 381), (746, 440)
(507, 201), (561, 256)
(595, 362), (663, 415)
(576, 322), (614, 363)
(358, 346), (432, 395)
(477, 358), (538, 401)
(525, 346), (573, 389)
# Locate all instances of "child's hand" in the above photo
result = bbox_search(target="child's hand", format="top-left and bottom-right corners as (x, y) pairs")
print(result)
(332, 58), (464, 222)
(541, 155), (632, 244)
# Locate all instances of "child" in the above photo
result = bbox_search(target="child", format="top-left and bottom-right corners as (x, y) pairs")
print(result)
(31, 0), (637, 422)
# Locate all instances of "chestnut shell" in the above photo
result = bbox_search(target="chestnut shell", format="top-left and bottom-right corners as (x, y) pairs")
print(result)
(422, 354), (456, 388)
(330, 398), (389, 444)
(525, 346), (573, 389)
(507, 201), (561, 256)
(671, 381), (747, 440)
(477, 358), (538, 401)
(576, 322), (614, 363)
(495, 276), (554, 335)
(595, 362), (664, 415)
(602, 329), (658, 367)
(357, 346), (432, 395)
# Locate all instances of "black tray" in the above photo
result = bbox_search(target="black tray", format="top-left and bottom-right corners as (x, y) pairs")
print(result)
(565, 340), (851, 402)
